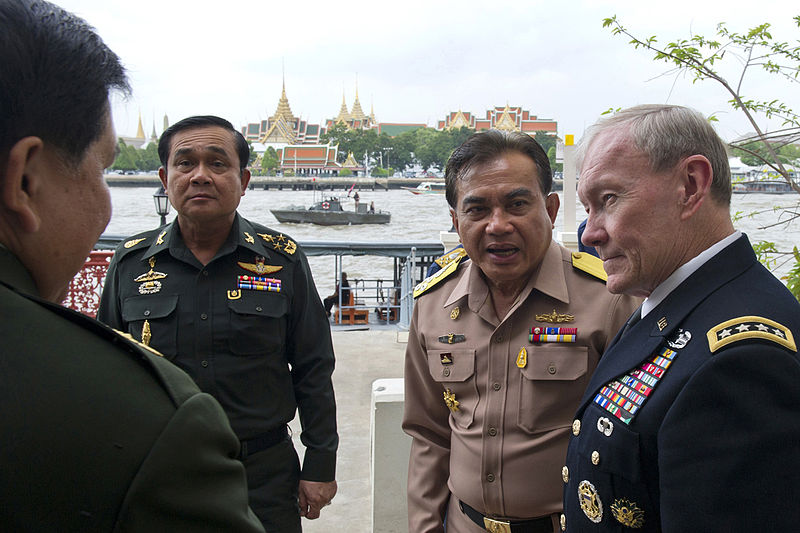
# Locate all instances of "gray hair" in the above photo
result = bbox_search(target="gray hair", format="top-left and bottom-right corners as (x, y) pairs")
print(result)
(577, 105), (731, 205)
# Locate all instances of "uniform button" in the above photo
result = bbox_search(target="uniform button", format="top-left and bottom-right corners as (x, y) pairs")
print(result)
(256, 306), (263, 312)
(591, 450), (600, 465)
(495, 336), (503, 343)
(201, 360), (209, 368)
(492, 382), (501, 391)
(202, 270), (209, 276)
(486, 473), (495, 482)
(200, 313), (208, 320)
(562, 465), (569, 483)
(572, 420), (581, 436)
(143, 310), (151, 316)
(548, 363), (557, 375)
(443, 368), (451, 377)
(560, 513), (566, 531)
(487, 427), (497, 437)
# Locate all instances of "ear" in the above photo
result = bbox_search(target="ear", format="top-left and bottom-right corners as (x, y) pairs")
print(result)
(1, 137), (46, 233)
(158, 166), (168, 189)
(240, 168), (251, 196)
(450, 207), (459, 234)
(679, 155), (713, 221)
(545, 192), (560, 227)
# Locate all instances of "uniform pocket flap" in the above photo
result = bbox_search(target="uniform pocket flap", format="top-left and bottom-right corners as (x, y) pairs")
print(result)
(426, 349), (476, 382)
(122, 294), (178, 321)
(520, 345), (588, 381)
(228, 291), (287, 318)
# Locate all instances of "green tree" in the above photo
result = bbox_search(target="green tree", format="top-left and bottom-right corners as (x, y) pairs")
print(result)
(261, 146), (279, 175)
(603, 15), (800, 298)
(111, 139), (136, 171)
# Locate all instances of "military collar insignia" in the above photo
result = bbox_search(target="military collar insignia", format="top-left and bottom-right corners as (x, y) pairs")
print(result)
(443, 388), (459, 412)
(657, 317), (668, 331)
(450, 306), (460, 320)
(134, 257), (167, 294)
(530, 326), (577, 343)
(438, 333), (465, 344)
(535, 309), (575, 323)
(156, 230), (167, 245)
(124, 237), (146, 249)
(413, 253), (465, 299)
(238, 255), (283, 275)
(707, 315), (796, 353)
(434, 246), (467, 269)
(244, 231), (255, 244)
(258, 232), (297, 256)
(594, 345), (679, 425)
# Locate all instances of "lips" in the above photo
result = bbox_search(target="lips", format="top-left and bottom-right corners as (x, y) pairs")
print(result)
(487, 244), (519, 257)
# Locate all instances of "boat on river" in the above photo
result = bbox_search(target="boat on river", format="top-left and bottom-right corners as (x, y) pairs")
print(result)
(270, 196), (391, 225)
(732, 180), (797, 194)
(401, 181), (446, 195)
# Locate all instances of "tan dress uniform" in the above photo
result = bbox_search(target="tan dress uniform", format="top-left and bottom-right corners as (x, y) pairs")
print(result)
(403, 240), (639, 533)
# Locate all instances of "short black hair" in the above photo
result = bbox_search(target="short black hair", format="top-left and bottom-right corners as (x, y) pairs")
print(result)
(0, 0), (129, 168)
(158, 115), (250, 173)
(444, 129), (552, 208)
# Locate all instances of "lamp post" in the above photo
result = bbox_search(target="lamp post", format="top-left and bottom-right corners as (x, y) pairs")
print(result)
(152, 186), (170, 226)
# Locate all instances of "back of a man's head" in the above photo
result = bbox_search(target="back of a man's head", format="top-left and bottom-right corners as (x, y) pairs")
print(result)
(0, 0), (130, 169)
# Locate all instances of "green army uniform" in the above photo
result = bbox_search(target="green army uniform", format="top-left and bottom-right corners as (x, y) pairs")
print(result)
(98, 214), (338, 532)
(0, 246), (263, 532)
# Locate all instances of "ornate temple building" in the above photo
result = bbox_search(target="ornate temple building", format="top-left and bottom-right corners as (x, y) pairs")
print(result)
(437, 104), (557, 135)
(242, 79), (325, 145)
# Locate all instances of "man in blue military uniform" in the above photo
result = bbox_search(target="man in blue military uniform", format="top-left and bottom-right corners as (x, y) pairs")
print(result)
(0, 3), (262, 530)
(561, 104), (800, 531)
(98, 115), (338, 532)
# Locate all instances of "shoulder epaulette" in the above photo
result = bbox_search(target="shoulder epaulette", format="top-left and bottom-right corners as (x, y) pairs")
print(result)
(707, 315), (796, 353)
(571, 251), (607, 282)
(255, 228), (299, 261)
(414, 254), (465, 299)
(434, 246), (467, 269)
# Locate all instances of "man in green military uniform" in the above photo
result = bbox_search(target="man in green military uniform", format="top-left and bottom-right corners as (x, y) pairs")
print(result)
(0, 2), (262, 531)
(98, 115), (338, 533)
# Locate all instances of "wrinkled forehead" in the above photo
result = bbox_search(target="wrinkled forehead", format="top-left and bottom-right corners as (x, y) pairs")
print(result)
(170, 126), (236, 156)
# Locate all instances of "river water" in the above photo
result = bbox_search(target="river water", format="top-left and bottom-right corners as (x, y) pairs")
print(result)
(107, 186), (799, 295)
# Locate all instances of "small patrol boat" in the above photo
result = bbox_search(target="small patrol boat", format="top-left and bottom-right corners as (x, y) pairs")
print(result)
(270, 197), (391, 225)
(401, 181), (446, 195)
(732, 179), (798, 194)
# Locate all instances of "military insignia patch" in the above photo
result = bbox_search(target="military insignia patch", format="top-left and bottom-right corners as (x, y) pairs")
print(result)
(596, 416), (614, 437)
(156, 230), (167, 245)
(593, 346), (678, 425)
(443, 389), (459, 412)
(529, 326), (577, 343)
(438, 333), (465, 344)
(244, 231), (255, 244)
(578, 480), (603, 523)
(707, 315), (796, 353)
(227, 290), (242, 300)
(238, 255), (283, 275)
(434, 246), (467, 268)
(440, 353), (453, 365)
(237, 275), (281, 292)
(516, 347), (528, 369)
(134, 257), (167, 294)
(667, 328), (691, 350)
(611, 498), (644, 528)
(535, 309), (575, 323)
(450, 307), (460, 320)
(123, 237), (146, 248)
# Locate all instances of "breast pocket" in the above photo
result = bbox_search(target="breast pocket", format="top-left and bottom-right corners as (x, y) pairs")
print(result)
(426, 349), (478, 429)
(227, 291), (288, 356)
(121, 294), (179, 357)
(517, 345), (589, 433)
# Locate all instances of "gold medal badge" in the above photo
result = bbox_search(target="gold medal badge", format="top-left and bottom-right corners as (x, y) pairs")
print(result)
(237, 255), (282, 275)
(443, 389), (459, 412)
(535, 309), (575, 323)
(578, 480), (603, 523)
(134, 257), (167, 294)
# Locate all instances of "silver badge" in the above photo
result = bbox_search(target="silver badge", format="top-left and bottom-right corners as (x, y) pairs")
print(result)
(667, 328), (691, 349)
(597, 416), (614, 437)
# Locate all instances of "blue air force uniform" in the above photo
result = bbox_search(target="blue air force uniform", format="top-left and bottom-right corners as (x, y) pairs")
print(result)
(561, 235), (800, 532)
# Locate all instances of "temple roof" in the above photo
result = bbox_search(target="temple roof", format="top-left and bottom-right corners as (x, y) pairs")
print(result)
(495, 104), (518, 132)
(350, 85), (367, 121)
(448, 109), (470, 130)
(335, 92), (351, 125)
(342, 151), (359, 167)
(271, 78), (296, 124)
(260, 114), (297, 145)
(135, 112), (145, 139)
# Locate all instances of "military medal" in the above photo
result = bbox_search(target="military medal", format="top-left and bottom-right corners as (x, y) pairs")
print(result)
(141, 319), (152, 346)
(237, 275), (281, 292)
(438, 333), (466, 344)
(611, 499), (645, 528)
(529, 326), (577, 343)
(535, 309), (575, 323)
(516, 347), (528, 368)
(134, 257), (167, 294)
(578, 480), (603, 523)
(443, 388), (459, 412)
(237, 255), (283, 275)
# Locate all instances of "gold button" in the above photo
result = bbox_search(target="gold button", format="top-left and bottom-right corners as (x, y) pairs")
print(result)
(572, 252), (582, 259)
(488, 427), (498, 437)
(591, 451), (600, 465)
(561, 465), (569, 483)
(572, 419), (581, 436)
(560, 513), (566, 531)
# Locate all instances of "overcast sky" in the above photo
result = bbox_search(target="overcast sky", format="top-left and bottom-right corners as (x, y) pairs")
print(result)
(58, 0), (798, 143)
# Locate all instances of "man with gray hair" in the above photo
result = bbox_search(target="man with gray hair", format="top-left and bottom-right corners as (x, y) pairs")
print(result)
(0, 1), (262, 530)
(561, 105), (800, 532)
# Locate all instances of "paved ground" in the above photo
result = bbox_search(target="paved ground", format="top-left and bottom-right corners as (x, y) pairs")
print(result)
(289, 327), (407, 533)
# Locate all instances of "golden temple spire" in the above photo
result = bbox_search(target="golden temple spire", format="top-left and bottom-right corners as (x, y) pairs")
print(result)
(135, 111), (145, 139)
(369, 101), (377, 124)
(335, 90), (351, 125)
(271, 74), (296, 124)
(350, 77), (367, 121)
(495, 103), (518, 132)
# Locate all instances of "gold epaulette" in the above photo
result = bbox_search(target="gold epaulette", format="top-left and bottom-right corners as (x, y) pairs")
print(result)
(707, 316), (796, 353)
(434, 246), (467, 269)
(413, 255), (464, 299)
(571, 252), (607, 282)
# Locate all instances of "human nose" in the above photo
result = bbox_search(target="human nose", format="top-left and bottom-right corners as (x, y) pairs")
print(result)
(189, 163), (213, 184)
(486, 208), (513, 235)
(580, 214), (607, 248)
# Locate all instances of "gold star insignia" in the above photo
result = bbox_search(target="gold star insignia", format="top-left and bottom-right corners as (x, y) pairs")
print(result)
(244, 232), (255, 244)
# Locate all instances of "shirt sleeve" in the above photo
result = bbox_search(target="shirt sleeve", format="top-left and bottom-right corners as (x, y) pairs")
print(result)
(286, 249), (338, 481)
(402, 302), (451, 533)
(114, 392), (265, 532)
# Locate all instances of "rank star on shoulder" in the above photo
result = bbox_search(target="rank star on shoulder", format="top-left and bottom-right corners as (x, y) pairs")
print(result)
(718, 328), (733, 339)
(755, 323), (770, 331)
(735, 323), (751, 333)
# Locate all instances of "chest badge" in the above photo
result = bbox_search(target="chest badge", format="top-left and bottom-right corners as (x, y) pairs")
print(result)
(578, 480), (603, 523)
(611, 499), (645, 529)
(530, 326), (577, 343)
(667, 328), (692, 350)
(134, 257), (167, 294)
(440, 353), (453, 365)
(516, 347), (528, 368)
(237, 255), (283, 275)
(443, 389), (459, 412)
(141, 319), (152, 346)
(450, 307), (460, 320)
(438, 333), (466, 344)
(237, 275), (281, 292)
(535, 309), (575, 323)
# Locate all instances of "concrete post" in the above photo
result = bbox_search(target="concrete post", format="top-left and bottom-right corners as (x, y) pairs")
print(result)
(559, 134), (579, 251)
(371, 378), (410, 533)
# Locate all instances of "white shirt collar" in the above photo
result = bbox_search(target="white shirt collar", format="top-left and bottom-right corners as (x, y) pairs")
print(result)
(641, 231), (741, 318)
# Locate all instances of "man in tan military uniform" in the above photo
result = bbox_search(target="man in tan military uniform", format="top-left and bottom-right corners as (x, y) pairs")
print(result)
(402, 130), (638, 533)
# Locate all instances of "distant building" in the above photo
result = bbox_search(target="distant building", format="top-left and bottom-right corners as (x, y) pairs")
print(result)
(437, 104), (557, 136)
(242, 79), (327, 146)
(120, 113), (147, 148)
